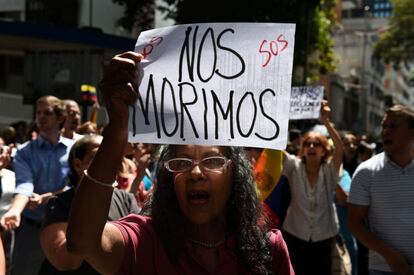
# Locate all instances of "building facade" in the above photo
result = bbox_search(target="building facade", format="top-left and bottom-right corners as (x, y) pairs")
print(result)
(0, 0), (154, 129)
(330, 0), (414, 138)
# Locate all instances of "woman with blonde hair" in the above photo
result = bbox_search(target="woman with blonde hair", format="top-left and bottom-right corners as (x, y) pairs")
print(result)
(282, 101), (344, 275)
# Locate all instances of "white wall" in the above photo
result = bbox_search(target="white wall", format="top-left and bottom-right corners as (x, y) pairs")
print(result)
(0, 0), (25, 12)
(0, 93), (33, 129)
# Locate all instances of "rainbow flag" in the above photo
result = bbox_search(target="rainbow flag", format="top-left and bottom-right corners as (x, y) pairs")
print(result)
(254, 149), (283, 201)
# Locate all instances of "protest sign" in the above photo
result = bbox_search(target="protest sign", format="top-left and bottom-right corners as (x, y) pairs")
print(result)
(129, 23), (296, 149)
(289, 86), (324, 120)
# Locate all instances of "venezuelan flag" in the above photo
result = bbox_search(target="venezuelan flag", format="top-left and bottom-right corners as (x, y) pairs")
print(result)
(254, 149), (283, 201)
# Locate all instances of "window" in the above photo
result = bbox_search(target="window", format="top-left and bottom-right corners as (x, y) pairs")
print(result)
(0, 55), (6, 89)
(0, 54), (25, 90)
(26, 0), (79, 27)
(0, 11), (22, 21)
(8, 56), (24, 75)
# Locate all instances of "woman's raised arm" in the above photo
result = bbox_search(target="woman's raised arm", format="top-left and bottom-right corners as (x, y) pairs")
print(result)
(320, 100), (344, 173)
(66, 52), (142, 274)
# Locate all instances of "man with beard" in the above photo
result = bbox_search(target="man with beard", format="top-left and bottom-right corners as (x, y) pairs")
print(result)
(61, 100), (83, 141)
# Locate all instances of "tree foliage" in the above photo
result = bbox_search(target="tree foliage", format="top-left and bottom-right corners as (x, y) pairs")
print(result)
(159, 0), (338, 84)
(374, 0), (414, 64)
(112, 0), (155, 32)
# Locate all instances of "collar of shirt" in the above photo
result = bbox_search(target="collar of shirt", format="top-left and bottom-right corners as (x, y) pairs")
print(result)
(384, 153), (414, 172)
(36, 135), (73, 149)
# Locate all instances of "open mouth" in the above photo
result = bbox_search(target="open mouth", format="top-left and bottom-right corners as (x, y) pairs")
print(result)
(187, 191), (211, 205)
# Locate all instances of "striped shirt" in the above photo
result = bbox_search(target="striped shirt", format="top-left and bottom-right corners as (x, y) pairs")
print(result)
(349, 152), (414, 272)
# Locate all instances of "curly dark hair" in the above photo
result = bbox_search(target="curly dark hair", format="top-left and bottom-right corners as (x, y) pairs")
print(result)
(142, 145), (273, 274)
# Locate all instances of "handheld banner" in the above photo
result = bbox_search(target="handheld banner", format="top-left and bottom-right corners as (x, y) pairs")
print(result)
(129, 23), (296, 149)
(289, 86), (324, 120)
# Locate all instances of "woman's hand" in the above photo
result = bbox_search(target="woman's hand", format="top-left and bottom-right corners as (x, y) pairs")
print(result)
(27, 192), (55, 210)
(319, 100), (331, 124)
(0, 208), (21, 231)
(99, 51), (143, 127)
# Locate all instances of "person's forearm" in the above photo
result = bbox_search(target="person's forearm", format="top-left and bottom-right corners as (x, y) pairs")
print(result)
(129, 166), (147, 195)
(348, 218), (393, 257)
(335, 184), (348, 206)
(38, 189), (65, 205)
(10, 194), (29, 213)
(67, 123), (127, 255)
(324, 120), (344, 154)
(129, 175), (143, 195)
(323, 119), (344, 173)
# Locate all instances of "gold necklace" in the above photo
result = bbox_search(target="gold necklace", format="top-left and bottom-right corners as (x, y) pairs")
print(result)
(187, 238), (225, 249)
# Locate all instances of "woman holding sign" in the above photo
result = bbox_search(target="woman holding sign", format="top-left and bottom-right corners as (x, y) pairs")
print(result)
(281, 101), (344, 275)
(66, 52), (294, 275)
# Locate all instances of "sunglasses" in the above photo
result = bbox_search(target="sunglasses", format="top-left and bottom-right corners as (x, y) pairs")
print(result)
(303, 141), (322, 148)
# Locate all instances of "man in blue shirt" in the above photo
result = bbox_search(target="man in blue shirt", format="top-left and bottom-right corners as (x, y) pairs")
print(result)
(0, 95), (74, 275)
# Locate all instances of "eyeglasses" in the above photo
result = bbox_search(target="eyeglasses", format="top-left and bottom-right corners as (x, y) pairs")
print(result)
(303, 141), (322, 148)
(164, 156), (230, 173)
(68, 110), (80, 116)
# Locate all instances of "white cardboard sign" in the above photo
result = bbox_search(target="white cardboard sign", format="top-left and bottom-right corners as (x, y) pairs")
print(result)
(289, 86), (324, 120)
(128, 23), (296, 149)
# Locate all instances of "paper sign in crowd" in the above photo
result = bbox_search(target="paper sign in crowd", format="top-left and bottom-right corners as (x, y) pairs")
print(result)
(129, 23), (296, 149)
(289, 86), (324, 120)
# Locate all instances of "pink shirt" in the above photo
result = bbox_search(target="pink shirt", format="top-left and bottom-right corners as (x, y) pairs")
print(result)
(112, 214), (294, 275)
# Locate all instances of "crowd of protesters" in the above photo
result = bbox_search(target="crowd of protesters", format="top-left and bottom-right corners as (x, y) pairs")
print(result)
(0, 95), (157, 275)
(0, 51), (411, 275)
